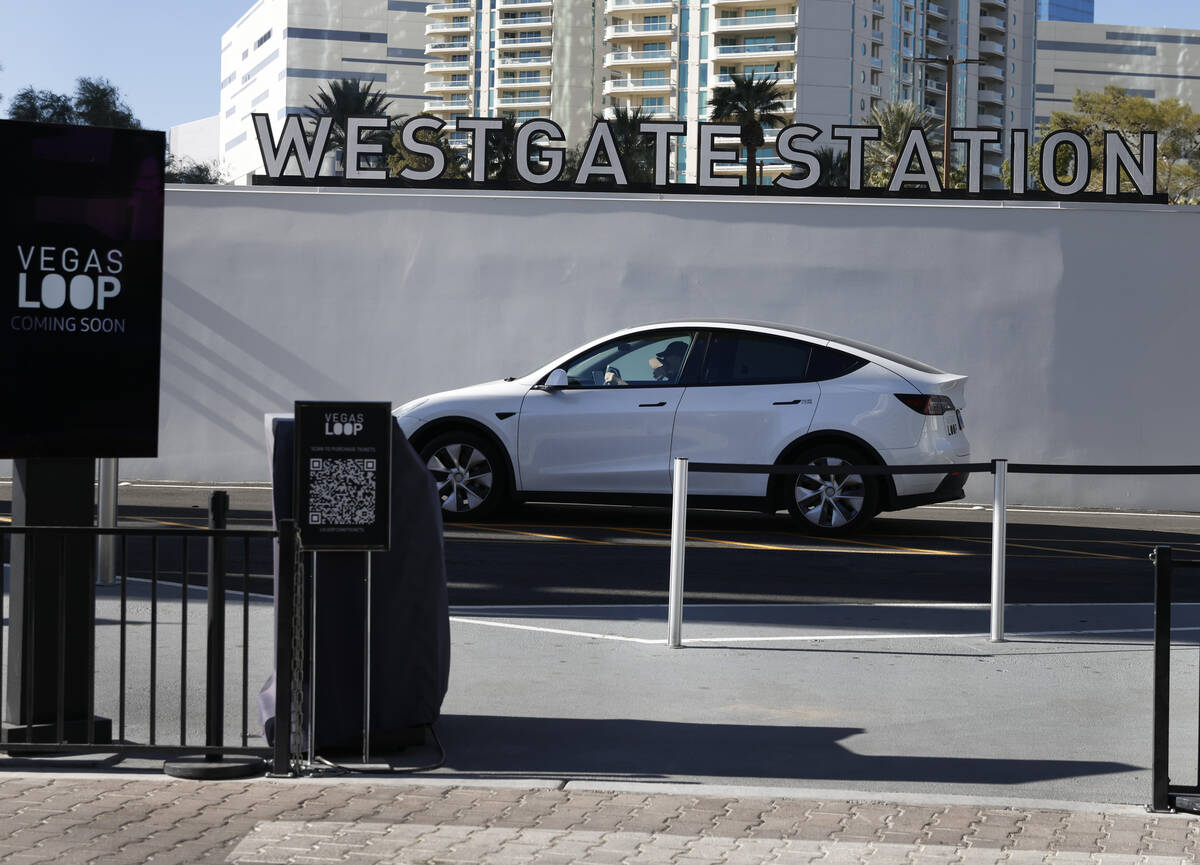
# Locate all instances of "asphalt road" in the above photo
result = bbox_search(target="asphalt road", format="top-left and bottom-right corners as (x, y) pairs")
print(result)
(3, 478), (1199, 606)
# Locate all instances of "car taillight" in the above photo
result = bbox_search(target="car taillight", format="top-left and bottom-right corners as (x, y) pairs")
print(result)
(895, 393), (956, 415)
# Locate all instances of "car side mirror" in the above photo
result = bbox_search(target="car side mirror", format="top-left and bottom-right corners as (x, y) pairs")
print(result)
(540, 369), (569, 391)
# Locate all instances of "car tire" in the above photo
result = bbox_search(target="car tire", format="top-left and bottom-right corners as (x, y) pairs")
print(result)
(419, 431), (508, 521)
(785, 444), (879, 535)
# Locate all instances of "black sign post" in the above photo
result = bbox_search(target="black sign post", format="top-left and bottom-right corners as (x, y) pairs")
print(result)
(1, 121), (164, 744)
(293, 401), (392, 765)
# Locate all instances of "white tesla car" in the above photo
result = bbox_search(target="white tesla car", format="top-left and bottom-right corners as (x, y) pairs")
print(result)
(394, 320), (970, 533)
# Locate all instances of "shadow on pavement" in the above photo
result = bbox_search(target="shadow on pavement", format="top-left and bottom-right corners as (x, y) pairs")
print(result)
(436, 714), (1137, 785)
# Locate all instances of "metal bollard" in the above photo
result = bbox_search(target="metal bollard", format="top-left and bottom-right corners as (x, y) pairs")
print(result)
(990, 459), (1007, 642)
(1150, 545), (1173, 812)
(206, 491), (229, 759)
(273, 520), (296, 776)
(97, 458), (118, 585)
(667, 458), (688, 648)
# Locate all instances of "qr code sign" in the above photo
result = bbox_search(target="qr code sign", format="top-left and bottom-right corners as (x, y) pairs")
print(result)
(307, 458), (378, 526)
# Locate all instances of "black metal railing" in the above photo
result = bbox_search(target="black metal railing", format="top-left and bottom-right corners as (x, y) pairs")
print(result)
(0, 516), (275, 760)
(1150, 546), (1200, 813)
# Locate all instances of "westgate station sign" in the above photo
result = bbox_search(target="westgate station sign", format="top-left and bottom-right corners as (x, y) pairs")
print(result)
(254, 112), (1166, 201)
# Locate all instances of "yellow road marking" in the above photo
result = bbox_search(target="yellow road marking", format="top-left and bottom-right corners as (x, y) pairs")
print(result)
(952, 535), (1139, 560)
(457, 524), (616, 546)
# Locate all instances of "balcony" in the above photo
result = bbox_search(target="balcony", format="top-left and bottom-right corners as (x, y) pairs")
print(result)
(425, 59), (472, 73)
(980, 0), (1006, 7)
(497, 0), (552, 7)
(925, 78), (945, 94)
(497, 34), (552, 48)
(604, 48), (676, 67)
(714, 70), (794, 86)
(980, 15), (1006, 31)
(424, 100), (471, 113)
(977, 112), (1003, 127)
(497, 74), (551, 86)
(495, 94), (552, 107)
(712, 13), (795, 32)
(983, 162), (1002, 178)
(603, 75), (676, 95)
(928, 105), (945, 119)
(605, 22), (676, 39)
(984, 141), (1003, 154)
(979, 63), (1004, 80)
(604, 0), (675, 11)
(713, 41), (795, 60)
(872, 1), (884, 12)
(425, 2), (471, 15)
(497, 14), (552, 29)
(870, 56), (882, 68)
(925, 2), (947, 18)
(710, 0), (779, 7)
(426, 40), (473, 54)
(604, 104), (677, 119)
(979, 39), (1005, 55)
(425, 21), (471, 35)
(978, 88), (1003, 104)
(869, 83), (881, 96)
(496, 54), (552, 68)
(926, 28), (947, 43)
(871, 29), (885, 42)
(424, 79), (471, 93)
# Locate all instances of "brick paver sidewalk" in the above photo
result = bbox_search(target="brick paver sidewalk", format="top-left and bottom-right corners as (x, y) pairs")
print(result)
(0, 775), (1197, 865)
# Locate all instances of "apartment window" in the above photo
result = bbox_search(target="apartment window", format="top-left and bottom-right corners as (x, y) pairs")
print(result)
(644, 15), (667, 30)
(518, 10), (541, 19)
(518, 49), (542, 58)
(643, 40), (667, 55)
(453, 15), (469, 25)
(451, 74), (469, 83)
(519, 89), (539, 98)
(452, 54), (469, 62)
(518, 69), (539, 81)
(517, 109), (538, 119)
(242, 49), (249, 60)
(643, 69), (667, 82)
(698, 90), (707, 114)
(254, 29), (272, 49)
(519, 30), (542, 42)
(745, 8), (772, 17)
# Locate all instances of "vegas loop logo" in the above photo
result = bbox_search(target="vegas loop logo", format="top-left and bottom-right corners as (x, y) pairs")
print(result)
(325, 412), (365, 436)
(11, 244), (128, 334)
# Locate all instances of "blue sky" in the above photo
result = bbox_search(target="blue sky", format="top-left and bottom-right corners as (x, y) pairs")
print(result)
(1, 0), (1199, 134)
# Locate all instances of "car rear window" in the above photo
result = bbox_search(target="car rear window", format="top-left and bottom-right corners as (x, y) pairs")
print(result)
(805, 346), (868, 381)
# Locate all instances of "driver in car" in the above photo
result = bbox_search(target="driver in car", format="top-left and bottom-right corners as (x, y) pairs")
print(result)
(604, 341), (687, 385)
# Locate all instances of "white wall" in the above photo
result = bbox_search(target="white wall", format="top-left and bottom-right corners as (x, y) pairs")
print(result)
(57, 185), (1200, 511)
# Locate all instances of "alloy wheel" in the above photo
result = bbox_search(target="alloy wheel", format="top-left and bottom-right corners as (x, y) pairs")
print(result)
(427, 443), (494, 514)
(793, 457), (867, 529)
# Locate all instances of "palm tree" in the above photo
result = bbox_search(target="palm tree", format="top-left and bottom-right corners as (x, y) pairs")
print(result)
(487, 116), (520, 181)
(306, 79), (399, 170)
(813, 146), (850, 188)
(708, 72), (788, 188)
(603, 107), (655, 184)
(863, 101), (942, 187)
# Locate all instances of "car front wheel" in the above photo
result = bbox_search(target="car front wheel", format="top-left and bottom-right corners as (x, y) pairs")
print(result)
(419, 431), (507, 520)
(786, 445), (879, 534)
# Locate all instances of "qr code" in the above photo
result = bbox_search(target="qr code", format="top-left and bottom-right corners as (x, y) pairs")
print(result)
(307, 458), (377, 526)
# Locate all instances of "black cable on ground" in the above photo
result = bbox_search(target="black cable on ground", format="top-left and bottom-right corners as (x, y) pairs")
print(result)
(306, 723), (445, 776)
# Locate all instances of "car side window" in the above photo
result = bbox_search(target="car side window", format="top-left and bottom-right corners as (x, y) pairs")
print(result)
(805, 346), (868, 381)
(562, 332), (695, 387)
(699, 332), (813, 385)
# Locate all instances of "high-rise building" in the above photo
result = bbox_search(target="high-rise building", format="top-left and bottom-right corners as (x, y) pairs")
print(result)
(219, 0), (431, 184)
(1036, 0), (1093, 23)
(424, 0), (1035, 186)
(1035, 21), (1200, 126)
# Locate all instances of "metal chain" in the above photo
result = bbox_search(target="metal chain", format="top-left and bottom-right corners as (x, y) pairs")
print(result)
(289, 530), (306, 768)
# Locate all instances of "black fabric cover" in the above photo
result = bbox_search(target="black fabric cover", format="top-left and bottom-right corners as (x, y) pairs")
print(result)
(259, 417), (451, 753)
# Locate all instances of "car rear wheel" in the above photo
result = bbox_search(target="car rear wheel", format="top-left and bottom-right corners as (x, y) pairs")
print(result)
(786, 445), (879, 534)
(419, 431), (507, 520)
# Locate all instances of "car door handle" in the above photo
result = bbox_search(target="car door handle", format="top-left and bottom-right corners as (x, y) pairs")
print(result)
(773, 399), (803, 405)
(639, 401), (667, 407)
